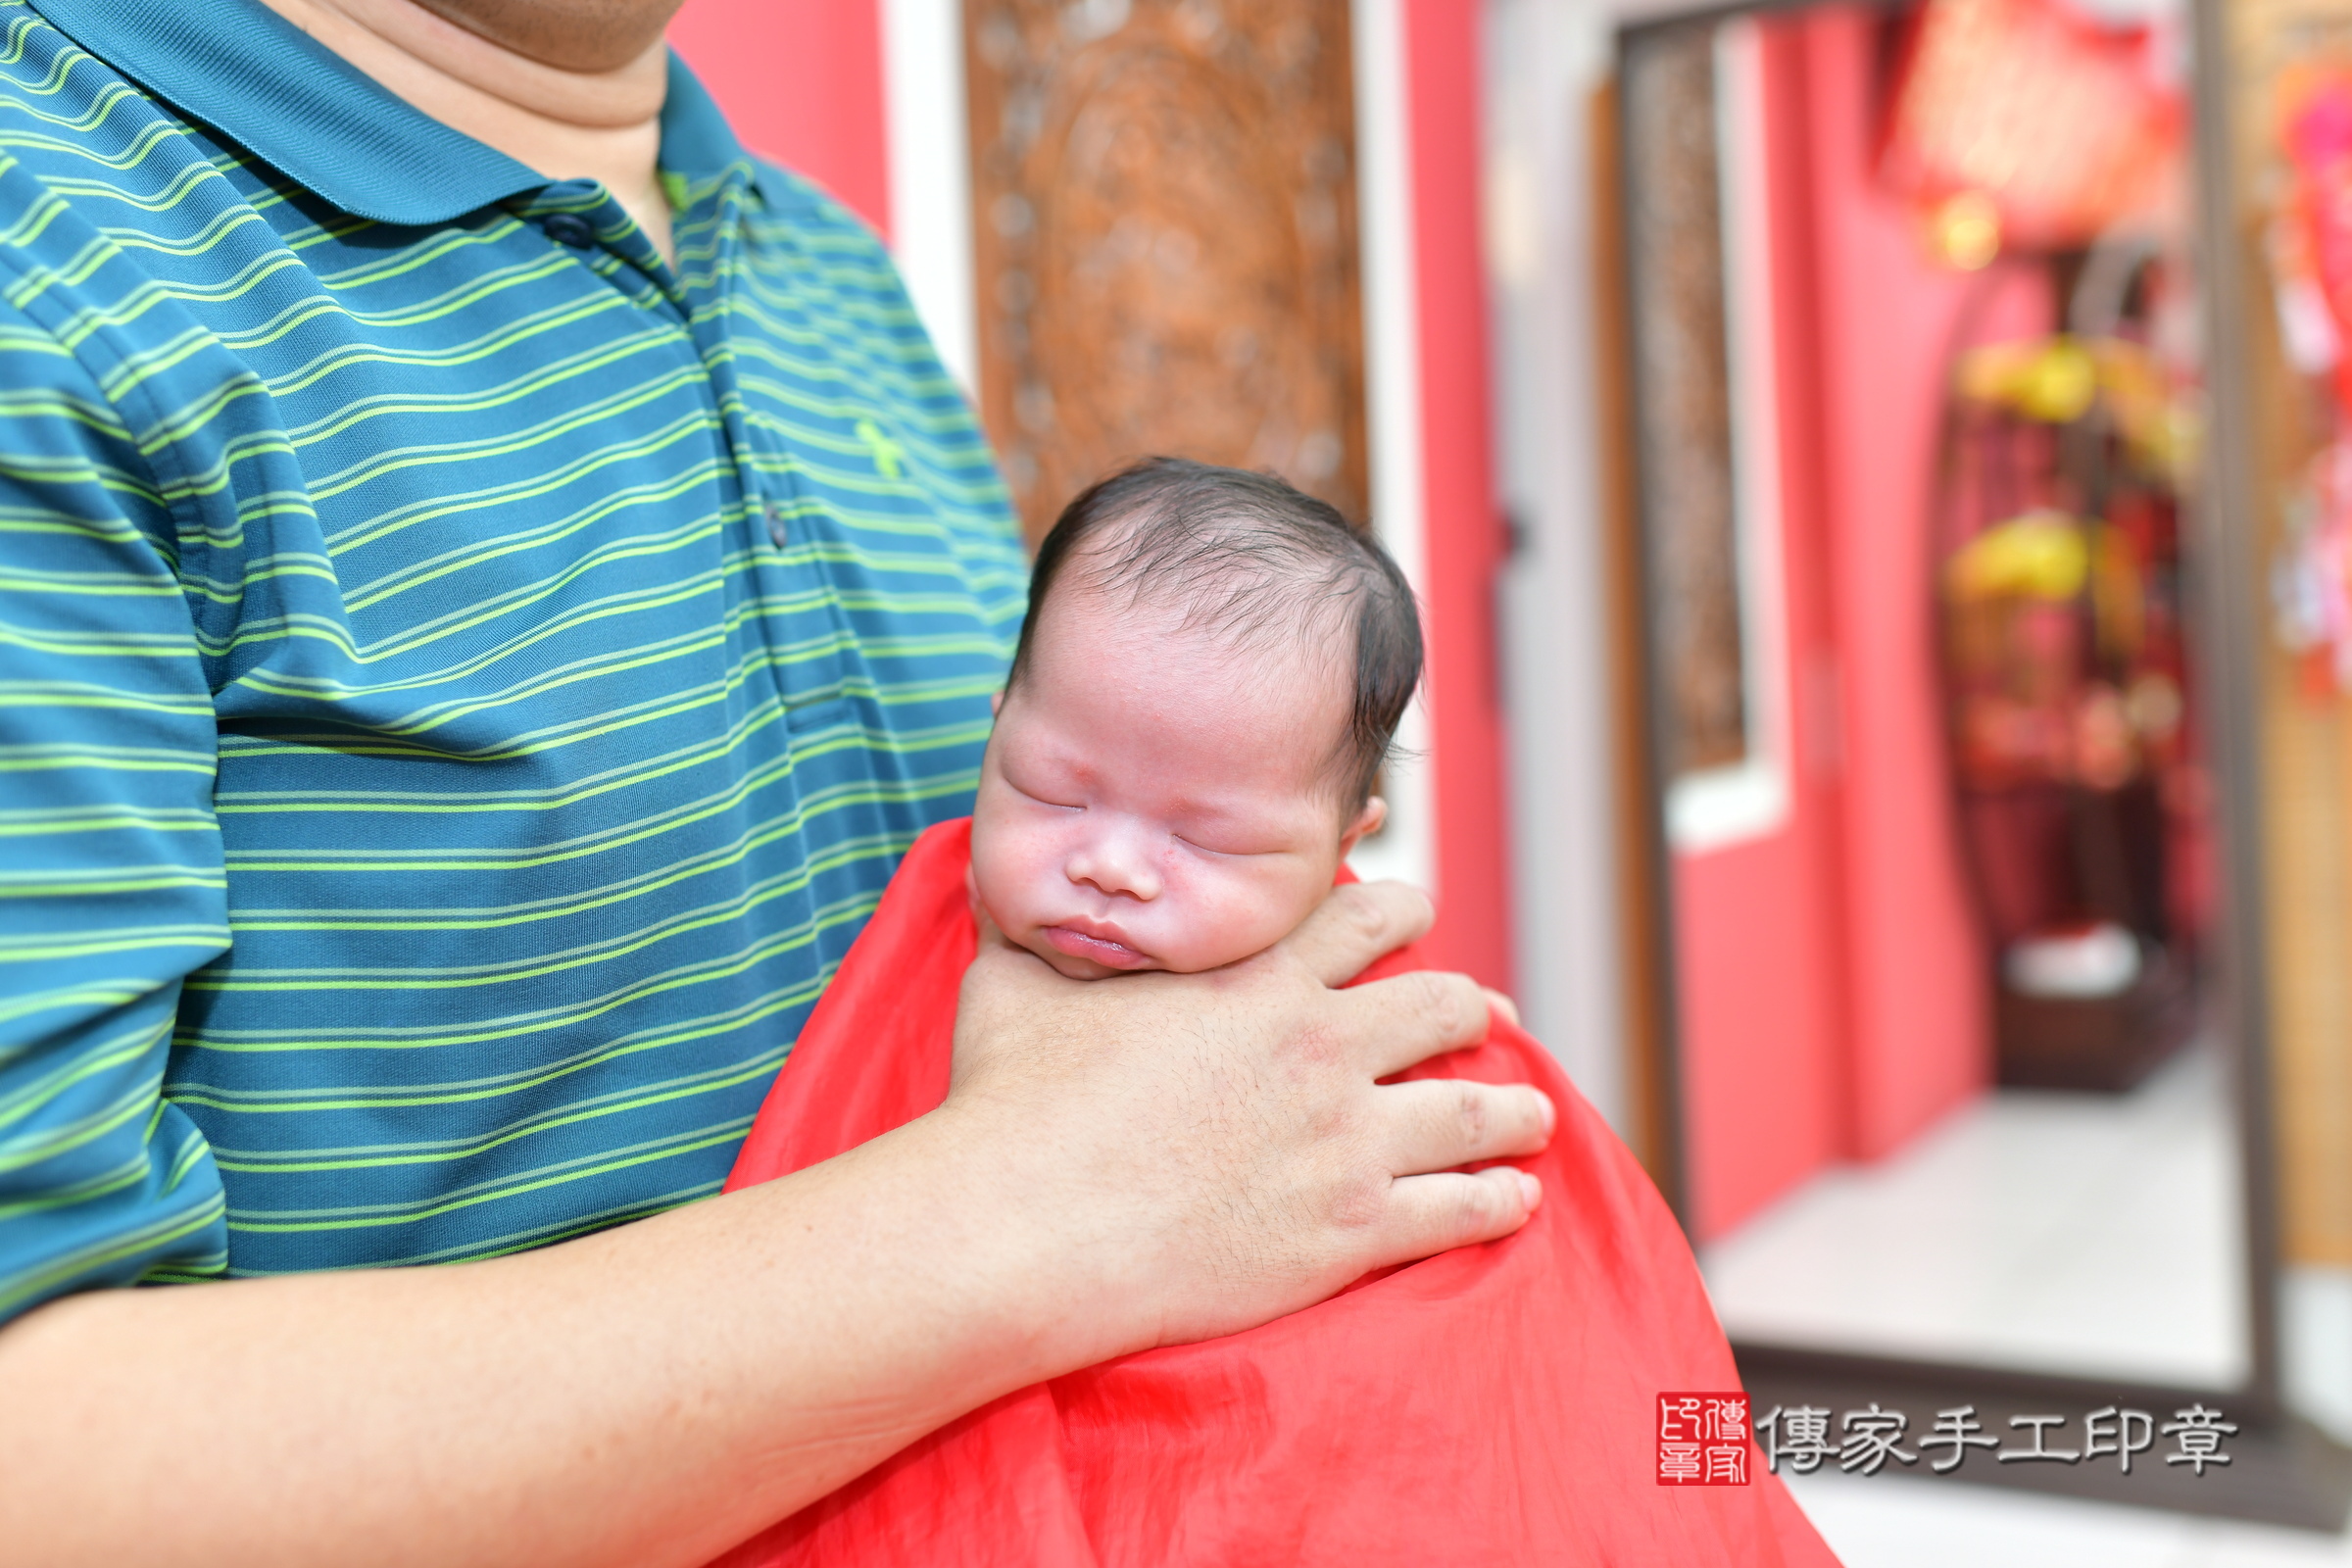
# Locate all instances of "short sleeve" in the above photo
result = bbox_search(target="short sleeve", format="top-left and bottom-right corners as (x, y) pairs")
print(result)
(0, 294), (230, 1324)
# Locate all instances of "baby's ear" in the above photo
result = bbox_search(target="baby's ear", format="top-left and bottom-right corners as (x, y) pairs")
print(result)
(1339, 796), (1388, 858)
(990, 688), (1004, 717)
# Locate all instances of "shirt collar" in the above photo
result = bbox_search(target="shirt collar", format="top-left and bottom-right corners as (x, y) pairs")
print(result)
(22, 0), (758, 225)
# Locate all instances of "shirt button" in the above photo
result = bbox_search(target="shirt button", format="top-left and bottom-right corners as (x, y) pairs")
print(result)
(544, 214), (596, 249)
(763, 499), (788, 548)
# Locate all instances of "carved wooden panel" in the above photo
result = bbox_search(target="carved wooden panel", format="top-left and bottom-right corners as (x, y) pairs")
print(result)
(964, 0), (1369, 539)
(1622, 22), (1749, 777)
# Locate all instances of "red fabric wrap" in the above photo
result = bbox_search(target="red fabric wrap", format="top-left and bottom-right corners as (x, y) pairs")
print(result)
(715, 819), (1838, 1567)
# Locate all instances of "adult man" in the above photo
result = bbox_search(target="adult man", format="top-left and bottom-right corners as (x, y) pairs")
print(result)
(0, 2), (1552, 1563)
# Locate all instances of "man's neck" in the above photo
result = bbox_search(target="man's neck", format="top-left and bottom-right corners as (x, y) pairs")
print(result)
(255, 0), (676, 265)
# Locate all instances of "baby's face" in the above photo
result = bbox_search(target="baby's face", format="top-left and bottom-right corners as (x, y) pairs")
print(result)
(970, 589), (1385, 979)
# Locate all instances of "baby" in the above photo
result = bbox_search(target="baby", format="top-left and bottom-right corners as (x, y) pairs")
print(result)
(719, 457), (1832, 1568)
(967, 456), (1419, 979)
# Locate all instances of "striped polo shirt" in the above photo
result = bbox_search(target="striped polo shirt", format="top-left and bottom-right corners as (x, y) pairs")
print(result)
(0, 0), (1025, 1322)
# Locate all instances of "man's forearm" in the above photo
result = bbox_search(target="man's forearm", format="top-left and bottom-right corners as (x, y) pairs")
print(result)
(0, 1110), (1065, 1568)
(0, 882), (1552, 1568)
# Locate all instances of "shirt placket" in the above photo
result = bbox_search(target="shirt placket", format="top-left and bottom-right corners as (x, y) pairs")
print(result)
(514, 173), (855, 732)
(670, 179), (857, 732)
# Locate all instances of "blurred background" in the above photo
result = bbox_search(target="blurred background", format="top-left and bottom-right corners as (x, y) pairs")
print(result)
(666, 0), (2352, 1553)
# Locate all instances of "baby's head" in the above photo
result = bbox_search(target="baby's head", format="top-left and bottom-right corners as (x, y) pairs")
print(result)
(970, 458), (1423, 980)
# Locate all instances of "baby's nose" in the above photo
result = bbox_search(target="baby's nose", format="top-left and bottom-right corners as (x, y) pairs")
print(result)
(1067, 835), (1161, 901)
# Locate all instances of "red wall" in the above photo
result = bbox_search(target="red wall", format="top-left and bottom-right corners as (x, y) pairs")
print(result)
(1677, 832), (1853, 1238)
(1403, 1), (1515, 994)
(1678, 7), (1992, 1240)
(1679, 17), (1851, 1241)
(666, 0), (892, 239)
(1802, 7), (1990, 1162)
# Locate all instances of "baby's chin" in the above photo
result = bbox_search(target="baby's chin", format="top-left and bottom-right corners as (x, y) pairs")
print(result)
(1027, 943), (1152, 980)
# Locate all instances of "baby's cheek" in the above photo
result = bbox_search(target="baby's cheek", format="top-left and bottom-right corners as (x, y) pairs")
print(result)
(968, 816), (1044, 932)
(1178, 863), (1322, 968)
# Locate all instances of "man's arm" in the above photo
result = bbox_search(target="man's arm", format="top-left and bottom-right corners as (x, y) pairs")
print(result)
(0, 884), (1549, 1568)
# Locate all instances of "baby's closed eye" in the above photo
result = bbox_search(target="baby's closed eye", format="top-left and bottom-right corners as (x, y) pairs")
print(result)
(1173, 830), (1294, 859)
(1003, 769), (1084, 811)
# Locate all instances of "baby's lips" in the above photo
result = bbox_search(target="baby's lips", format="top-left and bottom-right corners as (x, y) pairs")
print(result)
(1040, 922), (1154, 970)
(1049, 909), (1139, 947)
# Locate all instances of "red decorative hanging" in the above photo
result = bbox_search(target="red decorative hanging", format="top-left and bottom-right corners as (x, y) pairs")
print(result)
(1879, 0), (2184, 261)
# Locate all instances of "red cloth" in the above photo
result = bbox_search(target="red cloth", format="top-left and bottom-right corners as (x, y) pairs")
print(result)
(715, 820), (1838, 1567)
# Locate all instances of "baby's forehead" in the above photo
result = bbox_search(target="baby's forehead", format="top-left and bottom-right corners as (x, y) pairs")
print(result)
(1039, 568), (1352, 696)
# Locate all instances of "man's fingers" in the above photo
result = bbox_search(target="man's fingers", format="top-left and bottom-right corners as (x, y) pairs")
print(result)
(1337, 968), (1492, 1076)
(1379, 1078), (1554, 1174)
(1483, 987), (1521, 1029)
(1376, 1167), (1542, 1266)
(1277, 880), (1434, 987)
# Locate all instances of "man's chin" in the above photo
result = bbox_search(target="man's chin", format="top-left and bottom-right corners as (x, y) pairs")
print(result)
(410, 0), (684, 74)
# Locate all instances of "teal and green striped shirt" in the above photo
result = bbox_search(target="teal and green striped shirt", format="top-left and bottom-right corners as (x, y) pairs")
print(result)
(0, 0), (1025, 1321)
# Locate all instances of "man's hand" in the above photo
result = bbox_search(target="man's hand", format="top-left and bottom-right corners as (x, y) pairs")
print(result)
(943, 878), (1553, 1362)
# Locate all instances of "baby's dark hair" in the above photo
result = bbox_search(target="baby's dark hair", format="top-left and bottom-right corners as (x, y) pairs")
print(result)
(1006, 457), (1423, 810)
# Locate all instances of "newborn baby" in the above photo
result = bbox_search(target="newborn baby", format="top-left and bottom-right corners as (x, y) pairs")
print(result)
(969, 456), (1416, 979)
(715, 458), (1836, 1568)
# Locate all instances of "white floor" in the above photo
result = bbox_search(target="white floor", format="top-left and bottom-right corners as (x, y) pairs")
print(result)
(1700, 1048), (2248, 1388)
(1787, 1466), (2352, 1566)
